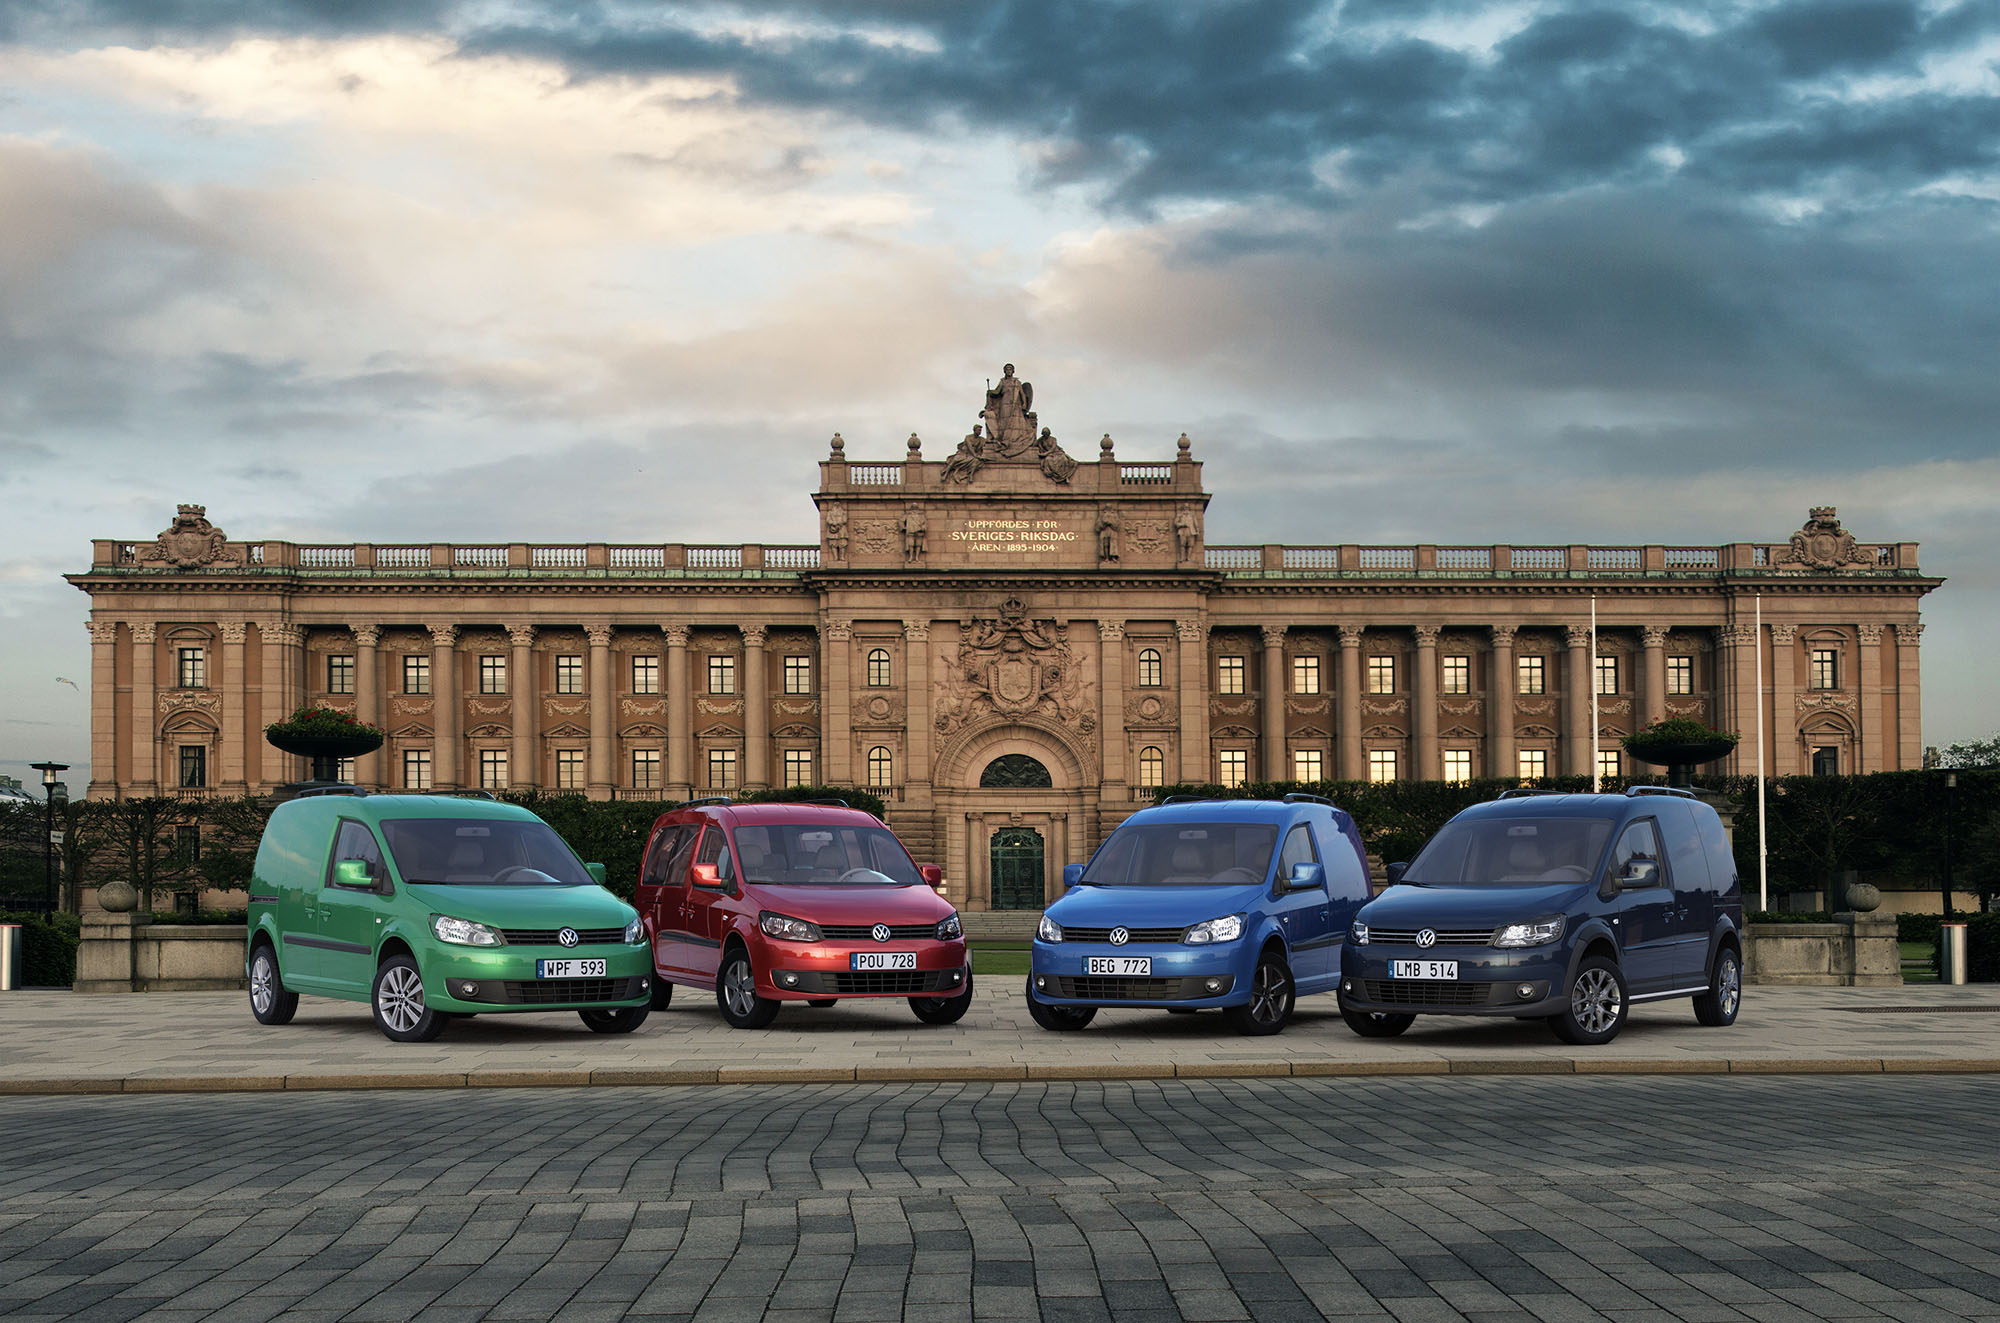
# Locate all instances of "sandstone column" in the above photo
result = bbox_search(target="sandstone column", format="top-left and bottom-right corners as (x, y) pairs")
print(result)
(1177, 617), (1209, 783)
(903, 620), (931, 797)
(87, 621), (118, 798)
(1337, 625), (1364, 781)
(131, 623), (157, 794)
(1640, 625), (1668, 729)
(1717, 623), (1757, 777)
(1098, 621), (1128, 794)
(740, 625), (770, 790)
(1414, 625), (1441, 781)
(1857, 623), (1884, 773)
(353, 624), (381, 787)
(260, 623), (301, 790)
(1894, 623), (1923, 772)
(508, 624), (537, 790)
(1260, 624), (1288, 782)
(429, 624), (460, 788)
(588, 624), (615, 798)
(664, 624), (691, 796)
(1564, 624), (1593, 777)
(219, 622), (248, 792)
(1487, 625), (1516, 778)
(1768, 624), (1796, 776)
(824, 619), (853, 785)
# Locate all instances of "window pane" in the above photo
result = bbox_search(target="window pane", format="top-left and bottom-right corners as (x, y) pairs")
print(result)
(1137, 746), (1164, 788)
(327, 655), (355, 695)
(556, 655), (584, 694)
(1597, 749), (1622, 782)
(708, 748), (738, 789)
(783, 656), (812, 694)
(1810, 649), (1837, 690)
(632, 656), (660, 695)
(402, 749), (432, 790)
(783, 749), (813, 788)
(1292, 749), (1323, 781)
(632, 748), (661, 789)
(1517, 656), (1545, 694)
(479, 749), (509, 789)
(178, 647), (206, 689)
(708, 655), (736, 694)
(1367, 749), (1397, 783)
(866, 649), (891, 686)
(1666, 656), (1693, 695)
(1443, 749), (1472, 783)
(1218, 749), (1248, 788)
(1217, 656), (1244, 695)
(479, 655), (506, 695)
(555, 749), (585, 790)
(867, 746), (894, 788)
(1137, 648), (1162, 687)
(1595, 655), (1619, 695)
(179, 745), (207, 788)
(1367, 656), (1395, 694)
(1441, 655), (1470, 694)
(1518, 749), (1547, 780)
(403, 655), (430, 695)
(1292, 656), (1321, 695)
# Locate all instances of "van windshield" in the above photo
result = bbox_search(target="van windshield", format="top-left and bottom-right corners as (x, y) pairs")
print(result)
(1081, 823), (1278, 887)
(730, 823), (921, 886)
(381, 818), (592, 886)
(1404, 816), (1615, 887)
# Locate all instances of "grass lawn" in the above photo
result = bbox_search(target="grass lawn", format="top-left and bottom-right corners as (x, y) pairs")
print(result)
(1900, 940), (1938, 983)
(970, 941), (1030, 976)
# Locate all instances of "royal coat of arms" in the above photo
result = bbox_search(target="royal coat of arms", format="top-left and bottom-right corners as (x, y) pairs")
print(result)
(934, 598), (1095, 736)
(1774, 507), (1874, 571)
(137, 504), (244, 568)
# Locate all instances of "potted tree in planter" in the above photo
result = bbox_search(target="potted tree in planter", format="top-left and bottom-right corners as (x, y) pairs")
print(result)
(1622, 717), (1739, 788)
(264, 706), (385, 785)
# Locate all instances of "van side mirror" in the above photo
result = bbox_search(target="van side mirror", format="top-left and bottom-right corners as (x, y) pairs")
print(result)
(1286, 862), (1325, 891)
(1062, 863), (1085, 887)
(585, 862), (607, 887)
(332, 858), (375, 890)
(1617, 858), (1660, 890)
(690, 862), (721, 888)
(919, 864), (944, 890)
(1385, 862), (1409, 886)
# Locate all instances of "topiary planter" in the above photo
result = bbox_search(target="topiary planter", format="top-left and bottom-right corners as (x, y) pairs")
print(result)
(265, 708), (385, 783)
(1622, 720), (1738, 788)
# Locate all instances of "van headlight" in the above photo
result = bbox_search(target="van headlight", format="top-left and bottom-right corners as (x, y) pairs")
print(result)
(1493, 916), (1565, 947)
(624, 917), (644, 945)
(1182, 914), (1244, 945)
(759, 911), (822, 942)
(431, 914), (500, 947)
(936, 912), (963, 941)
(1350, 920), (1369, 945)
(1037, 915), (1063, 943)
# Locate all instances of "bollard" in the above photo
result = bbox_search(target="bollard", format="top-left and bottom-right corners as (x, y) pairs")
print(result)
(1942, 923), (1969, 986)
(0, 924), (19, 990)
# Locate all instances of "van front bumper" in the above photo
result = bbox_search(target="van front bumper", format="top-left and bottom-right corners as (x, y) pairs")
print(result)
(1339, 944), (1565, 1017)
(421, 945), (652, 1011)
(1030, 941), (1249, 1008)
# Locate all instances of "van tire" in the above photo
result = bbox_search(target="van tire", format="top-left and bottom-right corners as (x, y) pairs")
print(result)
(1548, 956), (1627, 1045)
(372, 954), (447, 1043)
(1339, 1000), (1415, 1038)
(912, 972), (972, 1025)
(650, 980), (674, 1011)
(1025, 977), (1096, 1031)
(1693, 946), (1742, 1027)
(579, 1005), (650, 1034)
(716, 947), (780, 1029)
(1223, 951), (1295, 1037)
(247, 942), (298, 1026)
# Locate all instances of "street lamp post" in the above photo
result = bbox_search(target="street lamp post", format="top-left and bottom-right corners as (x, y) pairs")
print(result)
(1943, 770), (1957, 922)
(28, 761), (69, 916)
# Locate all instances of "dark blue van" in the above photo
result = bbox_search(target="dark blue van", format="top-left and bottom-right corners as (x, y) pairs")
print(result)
(1339, 786), (1743, 1045)
(1027, 794), (1371, 1036)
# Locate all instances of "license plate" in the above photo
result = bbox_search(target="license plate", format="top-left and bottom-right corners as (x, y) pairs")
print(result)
(851, 951), (917, 970)
(1086, 956), (1151, 976)
(536, 959), (607, 979)
(1390, 960), (1458, 979)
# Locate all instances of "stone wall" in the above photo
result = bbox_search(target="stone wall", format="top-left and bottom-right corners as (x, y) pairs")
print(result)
(1743, 915), (1900, 986)
(74, 915), (245, 993)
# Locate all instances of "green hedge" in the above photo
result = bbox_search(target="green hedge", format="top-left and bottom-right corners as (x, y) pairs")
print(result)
(1898, 913), (1943, 947)
(1965, 914), (2000, 982)
(0, 909), (80, 988)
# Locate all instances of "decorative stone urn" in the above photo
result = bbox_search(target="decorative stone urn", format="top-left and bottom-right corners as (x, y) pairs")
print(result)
(97, 880), (137, 913)
(1844, 880), (1882, 913)
(264, 707), (385, 783)
(1622, 719), (1740, 789)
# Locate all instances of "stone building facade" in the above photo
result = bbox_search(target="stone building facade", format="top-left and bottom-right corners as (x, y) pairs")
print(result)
(68, 369), (1940, 909)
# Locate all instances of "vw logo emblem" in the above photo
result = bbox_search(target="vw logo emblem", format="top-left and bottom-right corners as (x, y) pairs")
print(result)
(1110, 927), (1130, 946)
(558, 928), (580, 948)
(871, 923), (892, 943)
(1416, 929), (1437, 949)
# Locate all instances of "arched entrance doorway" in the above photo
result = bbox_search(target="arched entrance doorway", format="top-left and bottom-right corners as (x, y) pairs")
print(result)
(932, 722), (1094, 912)
(989, 827), (1046, 910)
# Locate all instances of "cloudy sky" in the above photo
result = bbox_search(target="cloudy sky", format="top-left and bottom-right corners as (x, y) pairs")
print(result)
(3, 0), (1997, 788)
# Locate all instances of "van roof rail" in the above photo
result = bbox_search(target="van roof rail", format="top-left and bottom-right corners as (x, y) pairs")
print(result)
(1626, 785), (1697, 799)
(1495, 788), (1568, 799)
(1281, 792), (1334, 807)
(423, 789), (497, 800)
(1159, 794), (1217, 805)
(673, 795), (734, 810)
(297, 784), (368, 798)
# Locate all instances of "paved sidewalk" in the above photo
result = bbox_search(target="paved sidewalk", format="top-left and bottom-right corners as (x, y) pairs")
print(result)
(3, 981), (1998, 1094)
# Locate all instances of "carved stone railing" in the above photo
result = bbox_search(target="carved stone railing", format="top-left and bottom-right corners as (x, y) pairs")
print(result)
(1196, 543), (1924, 578)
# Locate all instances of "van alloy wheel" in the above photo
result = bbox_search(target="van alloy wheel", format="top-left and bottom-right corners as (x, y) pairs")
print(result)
(1224, 953), (1295, 1036)
(1694, 947), (1741, 1027)
(247, 945), (297, 1026)
(715, 949), (779, 1028)
(1548, 956), (1628, 1045)
(377, 964), (426, 1033)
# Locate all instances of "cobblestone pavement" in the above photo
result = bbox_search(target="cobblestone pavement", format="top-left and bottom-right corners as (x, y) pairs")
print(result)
(3, 1076), (1999, 1322)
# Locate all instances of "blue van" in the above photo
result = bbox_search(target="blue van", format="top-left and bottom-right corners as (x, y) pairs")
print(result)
(1339, 786), (1743, 1045)
(1026, 794), (1371, 1036)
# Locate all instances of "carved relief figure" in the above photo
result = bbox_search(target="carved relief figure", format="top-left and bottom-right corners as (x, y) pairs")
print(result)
(823, 504), (848, 562)
(936, 597), (1095, 739)
(1096, 508), (1120, 562)
(138, 504), (244, 568)
(1175, 506), (1200, 562)
(902, 506), (928, 562)
(983, 363), (1037, 453)
(1776, 507), (1874, 570)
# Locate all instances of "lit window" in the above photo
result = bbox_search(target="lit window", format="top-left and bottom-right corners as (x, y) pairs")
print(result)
(555, 749), (585, 791)
(1293, 656), (1321, 695)
(866, 648), (892, 687)
(867, 746), (894, 788)
(178, 745), (207, 788)
(1293, 749), (1323, 782)
(783, 656), (812, 694)
(1595, 655), (1619, 695)
(478, 655), (506, 695)
(1217, 656), (1245, 695)
(1812, 745), (1838, 776)
(403, 654), (429, 695)
(1367, 656), (1396, 694)
(1137, 746), (1164, 787)
(326, 655), (355, 695)
(178, 647), (206, 689)
(1518, 749), (1548, 780)
(1367, 749), (1398, 783)
(1136, 648), (1162, 687)
(631, 749), (661, 790)
(1666, 655), (1694, 695)
(556, 655), (584, 694)
(1441, 655), (1470, 695)
(1518, 656), (1546, 694)
(1218, 750), (1249, 787)
(783, 750), (813, 787)
(335, 758), (355, 783)
(479, 749), (509, 790)
(708, 748), (738, 790)
(1597, 750), (1622, 782)
(708, 655), (736, 695)
(1443, 749), (1472, 783)
(1810, 649), (1838, 690)
(632, 656), (660, 695)
(403, 749), (432, 790)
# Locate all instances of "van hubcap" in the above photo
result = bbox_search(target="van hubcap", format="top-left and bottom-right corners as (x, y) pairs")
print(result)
(1718, 955), (1741, 1016)
(723, 961), (757, 1016)
(1248, 962), (1290, 1024)
(250, 955), (274, 1014)
(378, 966), (426, 1033)
(1572, 968), (1621, 1034)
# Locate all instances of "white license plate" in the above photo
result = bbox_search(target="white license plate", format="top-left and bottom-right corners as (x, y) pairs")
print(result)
(851, 951), (918, 971)
(1086, 957), (1152, 976)
(1390, 960), (1458, 980)
(536, 959), (608, 979)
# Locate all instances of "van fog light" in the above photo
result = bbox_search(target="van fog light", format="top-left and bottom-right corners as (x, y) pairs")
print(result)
(460, 981), (477, 997)
(1204, 978), (1223, 993)
(1517, 983), (1536, 1000)
(778, 971), (799, 988)
(1035, 975), (1047, 990)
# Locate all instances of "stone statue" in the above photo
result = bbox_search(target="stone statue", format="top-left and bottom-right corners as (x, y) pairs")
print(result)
(1034, 427), (1078, 483)
(1097, 508), (1120, 562)
(823, 503), (848, 562)
(983, 363), (1037, 455)
(1175, 506), (1200, 562)
(902, 506), (928, 562)
(940, 424), (988, 484)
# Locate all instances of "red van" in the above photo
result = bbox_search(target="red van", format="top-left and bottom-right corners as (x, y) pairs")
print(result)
(635, 798), (971, 1028)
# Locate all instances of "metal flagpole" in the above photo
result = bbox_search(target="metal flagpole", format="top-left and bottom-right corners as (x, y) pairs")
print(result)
(1757, 594), (1768, 913)
(1590, 596), (1600, 792)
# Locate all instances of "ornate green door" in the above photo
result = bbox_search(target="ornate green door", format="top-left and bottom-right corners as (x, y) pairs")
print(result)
(990, 828), (1045, 911)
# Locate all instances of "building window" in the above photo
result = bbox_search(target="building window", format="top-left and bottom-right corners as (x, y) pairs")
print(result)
(554, 749), (585, 791)
(1367, 749), (1398, 783)
(174, 824), (201, 862)
(783, 656), (812, 694)
(403, 749), (432, 790)
(1443, 749), (1472, 783)
(1217, 749), (1248, 787)
(177, 647), (206, 689)
(867, 746), (894, 788)
(1293, 656), (1321, 695)
(866, 648), (892, 687)
(632, 655), (660, 695)
(1136, 648), (1162, 687)
(1666, 655), (1694, 695)
(1597, 750), (1622, 782)
(178, 745), (207, 788)
(403, 655), (430, 695)
(1441, 655), (1470, 695)
(1217, 655), (1245, 695)
(1293, 749), (1323, 782)
(1595, 655), (1619, 696)
(326, 655), (355, 695)
(335, 757), (356, 783)
(708, 655), (736, 695)
(556, 654), (584, 695)
(479, 749), (509, 790)
(1137, 746), (1165, 788)
(1517, 656), (1546, 694)
(1812, 745), (1838, 776)
(478, 654), (506, 695)
(782, 750), (813, 788)
(1810, 649), (1838, 690)
(631, 748), (661, 790)
(1519, 749), (1548, 780)
(1367, 656), (1396, 694)
(708, 748), (738, 790)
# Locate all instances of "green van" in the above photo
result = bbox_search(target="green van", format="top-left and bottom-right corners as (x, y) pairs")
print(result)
(245, 790), (652, 1041)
